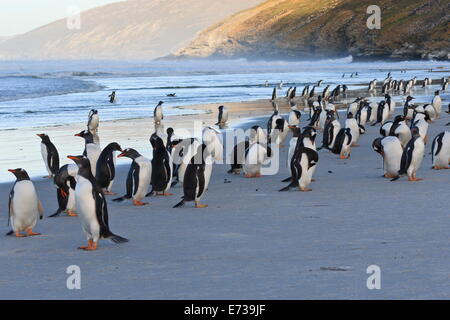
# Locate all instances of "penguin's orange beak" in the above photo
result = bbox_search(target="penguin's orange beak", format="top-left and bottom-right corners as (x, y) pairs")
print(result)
(74, 133), (82, 137)
(67, 155), (81, 161)
(36, 134), (44, 137)
(117, 152), (126, 158)
(7, 169), (16, 173)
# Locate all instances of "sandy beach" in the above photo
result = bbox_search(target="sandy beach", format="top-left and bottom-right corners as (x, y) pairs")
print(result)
(0, 86), (449, 299)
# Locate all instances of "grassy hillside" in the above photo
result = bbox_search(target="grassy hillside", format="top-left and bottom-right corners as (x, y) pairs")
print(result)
(174, 0), (450, 60)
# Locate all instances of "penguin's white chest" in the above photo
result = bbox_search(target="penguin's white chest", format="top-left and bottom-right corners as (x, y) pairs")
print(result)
(408, 140), (425, 174)
(75, 177), (99, 235)
(41, 143), (51, 174)
(11, 181), (39, 231)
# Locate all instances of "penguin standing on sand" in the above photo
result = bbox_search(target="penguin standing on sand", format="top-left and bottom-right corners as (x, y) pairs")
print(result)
(432, 90), (442, 118)
(288, 103), (301, 128)
(37, 133), (59, 178)
(7, 169), (44, 237)
(244, 136), (271, 178)
(108, 91), (116, 103)
(148, 133), (173, 196)
(332, 128), (352, 159)
(228, 139), (250, 174)
(431, 131), (450, 170)
(75, 130), (102, 177)
(216, 105), (228, 128)
(96, 142), (122, 195)
(68, 155), (128, 251)
(154, 101), (164, 125)
(87, 109), (100, 144)
(392, 127), (425, 182)
(372, 136), (403, 178)
(113, 148), (152, 206)
(174, 143), (212, 208)
(50, 163), (78, 217)
(279, 135), (318, 192)
(319, 110), (341, 150)
(345, 113), (360, 147)
(403, 96), (416, 120)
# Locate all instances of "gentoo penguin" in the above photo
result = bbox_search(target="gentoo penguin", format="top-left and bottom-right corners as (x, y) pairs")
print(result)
(368, 79), (376, 91)
(265, 80), (269, 87)
(7, 169), (43, 237)
(279, 135), (318, 192)
(148, 133), (173, 196)
(74, 130), (101, 177)
(87, 109), (100, 144)
(385, 94), (394, 118)
(244, 141), (270, 178)
(202, 126), (223, 191)
(50, 163), (78, 217)
(96, 142), (122, 195)
(174, 143), (212, 208)
(392, 118), (411, 149)
(431, 131), (450, 169)
(374, 100), (389, 125)
(113, 148), (152, 206)
(37, 133), (59, 178)
(332, 128), (352, 159)
(68, 155), (128, 250)
(288, 104), (301, 128)
(216, 105), (228, 128)
(154, 101), (164, 125)
(319, 110), (341, 150)
(174, 138), (200, 186)
(392, 127), (425, 182)
(372, 136), (403, 178)
(286, 127), (301, 169)
(270, 118), (289, 147)
(345, 113), (360, 147)
(317, 80), (323, 86)
(432, 90), (442, 118)
(403, 96), (416, 120)
(108, 91), (116, 103)
(411, 111), (430, 144)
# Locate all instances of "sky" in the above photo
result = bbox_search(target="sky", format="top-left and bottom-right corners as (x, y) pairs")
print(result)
(0, 0), (124, 37)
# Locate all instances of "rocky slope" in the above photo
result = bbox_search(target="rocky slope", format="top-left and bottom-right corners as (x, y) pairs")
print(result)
(0, 0), (264, 60)
(174, 0), (450, 60)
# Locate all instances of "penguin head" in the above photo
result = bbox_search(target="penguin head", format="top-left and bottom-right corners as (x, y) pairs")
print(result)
(435, 90), (440, 95)
(218, 105), (224, 110)
(108, 142), (122, 152)
(406, 96), (415, 102)
(275, 119), (285, 131)
(74, 130), (94, 143)
(89, 109), (98, 116)
(8, 168), (30, 181)
(393, 115), (405, 124)
(372, 138), (383, 155)
(347, 112), (354, 119)
(150, 133), (165, 150)
(302, 126), (317, 142)
(36, 133), (50, 143)
(117, 148), (140, 160)
(167, 127), (174, 137)
(157, 101), (164, 107)
(67, 155), (91, 173)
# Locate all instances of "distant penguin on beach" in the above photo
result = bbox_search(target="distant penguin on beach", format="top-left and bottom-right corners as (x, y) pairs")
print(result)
(50, 163), (78, 217)
(147, 133), (173, 196)
(113, 148), (152, 206)
(37, 133), (60, 178)
(96, 142), (123, 195)
(108, 91), (116, 103)
(154, 101), (164, 125)
(87, 109), (100, 144)
(68, 155), (128, 251)
(74, 130), (102, 177)
(7, 168), (44, 237)
(216, 105), (228, 128)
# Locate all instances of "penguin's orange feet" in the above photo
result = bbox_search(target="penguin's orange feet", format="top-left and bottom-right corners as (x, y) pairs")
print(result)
(104, 191), (117, 195)
(352, 144), (360, 147)
(245, 173), (254, 178)
(133, 200), (148, 206)
(15, 232), (26, 238)
(339, 155), (348, 159)
(67, 210), (77, 217)
(255, 173), (262, 178)
(26, 229), (41, 236)
(408, 177), (423, 182)
(299, 187), (312, 192)
(195, 203), (208, 208)
(163, 192), (174, 196)
(78, 240), (97, 250)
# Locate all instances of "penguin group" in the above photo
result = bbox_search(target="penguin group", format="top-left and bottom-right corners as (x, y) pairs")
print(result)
(6, 72), (450, 252)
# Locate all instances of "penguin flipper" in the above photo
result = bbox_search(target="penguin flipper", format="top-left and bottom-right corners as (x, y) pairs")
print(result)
(390, 175), (401, 182)
(108, 233), (129, 244)
(112, 196), (129, 202)
(281, 177), (292, 182)
(279, 185), (292, 192)
(145, 187), (154, 197)
(48, 209), (63, 218)
(170, 180), (178, 188)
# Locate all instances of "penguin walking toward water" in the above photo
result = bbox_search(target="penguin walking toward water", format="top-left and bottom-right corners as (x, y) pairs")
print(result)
(372, 136), (403, 178)
(50, 163), (78, 217)
(74, 130), (101, 177)
(148, 133), (173, 196)
(391, 127), (425, 182)
(279, 136), (318, 192)
(174, 143), (212, 208)
(96, 142), (122, 195)
(87, 109), (100, 144)
(68, 155), (128, 251)
(108, 91), (116, 103)
(154, 101), (164, 125)
(216, 105), (228, 128)
(431, 131), (450, 169)
(37, 133), (59, 178)
(6, 169), (44, 237)
(113, 148), (152, 206)
(332, 128), (352, 159)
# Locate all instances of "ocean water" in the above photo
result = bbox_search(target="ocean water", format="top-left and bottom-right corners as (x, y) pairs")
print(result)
(0, 58), (449, 182)
(0, 58), (449, 130)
